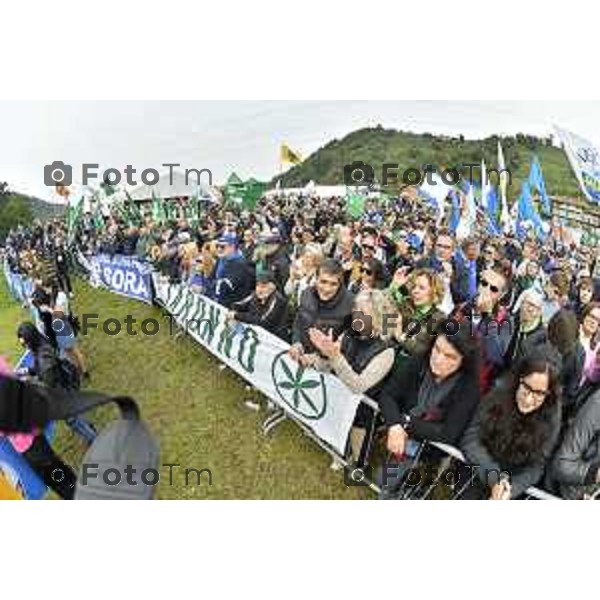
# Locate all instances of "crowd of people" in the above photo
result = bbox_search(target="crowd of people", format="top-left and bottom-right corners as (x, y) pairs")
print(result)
(2, 188), (600, 500)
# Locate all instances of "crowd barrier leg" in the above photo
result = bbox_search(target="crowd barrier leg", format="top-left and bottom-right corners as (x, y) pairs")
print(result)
(417, 456), (453, 500)
(262, 408), (287, 435)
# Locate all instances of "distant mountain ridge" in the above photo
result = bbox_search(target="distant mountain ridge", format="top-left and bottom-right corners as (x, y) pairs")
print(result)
(18, 193), (66, 220)
(273, 126), (580, 199)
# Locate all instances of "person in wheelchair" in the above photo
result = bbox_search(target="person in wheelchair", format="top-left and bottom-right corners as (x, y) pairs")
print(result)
(377, 322), (480, 499)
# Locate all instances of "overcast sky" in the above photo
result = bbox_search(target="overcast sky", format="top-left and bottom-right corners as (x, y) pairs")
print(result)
(2, 100), (600, 201)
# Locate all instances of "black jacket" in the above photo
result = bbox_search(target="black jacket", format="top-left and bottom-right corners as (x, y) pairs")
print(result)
(293, 285), (354, 353)
(378, 353), (480, 446)
(551, 388), (600, 499)
(504, 317), (547, 367)
(263, 246), (291, 293)
(232, 290), (289, 340)
(461, 379), (562, 498)
(214, 255), (255, 309)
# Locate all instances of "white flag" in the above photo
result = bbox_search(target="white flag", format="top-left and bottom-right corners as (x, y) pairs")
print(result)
(554, 125), (600, 205)
(498, 141), (511, 232)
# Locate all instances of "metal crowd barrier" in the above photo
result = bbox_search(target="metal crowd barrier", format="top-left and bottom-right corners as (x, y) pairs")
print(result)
(5, 260), (562, 500)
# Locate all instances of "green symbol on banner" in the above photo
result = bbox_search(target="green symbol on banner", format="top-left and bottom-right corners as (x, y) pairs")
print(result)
(271, 352), (327, 420)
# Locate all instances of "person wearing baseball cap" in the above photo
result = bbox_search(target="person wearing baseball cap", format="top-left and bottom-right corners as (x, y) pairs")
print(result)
(214, 231), (255, 308)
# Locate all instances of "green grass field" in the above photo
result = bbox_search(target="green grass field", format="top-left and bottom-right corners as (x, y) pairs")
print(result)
(0, 273), (366, 499)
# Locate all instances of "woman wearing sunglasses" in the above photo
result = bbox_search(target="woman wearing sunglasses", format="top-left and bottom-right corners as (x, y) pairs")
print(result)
(460, 350), (562, 499)
(348, 258), (386, 294)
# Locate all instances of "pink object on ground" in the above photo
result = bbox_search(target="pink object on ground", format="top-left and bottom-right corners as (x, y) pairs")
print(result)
(0, 355), (36, 453)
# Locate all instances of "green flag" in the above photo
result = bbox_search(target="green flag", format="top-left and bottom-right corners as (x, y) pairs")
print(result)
(151, 193), (164, 223)
(67, 196), (84, 243)
(242, 180), (267, 210)
(346, 189), (365, 219)
(93, 205), (104, 231)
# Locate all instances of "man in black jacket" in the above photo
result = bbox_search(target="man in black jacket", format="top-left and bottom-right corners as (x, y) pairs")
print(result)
(214, 232), (255, 308)
(228, 271), (289, 340)
(289, 259), (353, 365)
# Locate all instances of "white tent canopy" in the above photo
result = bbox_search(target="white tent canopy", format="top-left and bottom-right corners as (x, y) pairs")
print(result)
(127, 168), (215, 201)
(265, 183), (375, 199)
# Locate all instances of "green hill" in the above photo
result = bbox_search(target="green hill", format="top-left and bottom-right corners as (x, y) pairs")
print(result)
(275, 126), (580, 200)
(0, 182), (66, 240)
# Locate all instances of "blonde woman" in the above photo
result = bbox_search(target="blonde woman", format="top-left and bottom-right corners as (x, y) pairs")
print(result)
(285, 242), (324, 306)
(190, 241), (218, 295)
(308, 289), (397, 466)
(389, 267), (447, 357)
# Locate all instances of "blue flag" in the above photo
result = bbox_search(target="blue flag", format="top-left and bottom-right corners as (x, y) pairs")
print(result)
(516, 181), (546, 241)
(528, 156), (551, 216)
(449, 190), (461, 233)
(485, 187), (501, 236)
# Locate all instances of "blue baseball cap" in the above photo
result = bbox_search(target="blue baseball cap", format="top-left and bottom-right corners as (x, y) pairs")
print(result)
(217, 232), (238, 246)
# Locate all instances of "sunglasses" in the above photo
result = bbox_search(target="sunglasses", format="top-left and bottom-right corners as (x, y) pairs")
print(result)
(436, 243), (453, 250)
(361, 267), (373, 275)
(480, 279), (500, 294)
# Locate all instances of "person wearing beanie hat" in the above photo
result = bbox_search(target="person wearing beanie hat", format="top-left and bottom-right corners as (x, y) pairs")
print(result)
(254, 229), (290, 293)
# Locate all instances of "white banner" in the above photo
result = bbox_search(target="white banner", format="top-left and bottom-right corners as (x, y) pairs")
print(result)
(554, 126), (600, 205)
(152, 274), (362, 455)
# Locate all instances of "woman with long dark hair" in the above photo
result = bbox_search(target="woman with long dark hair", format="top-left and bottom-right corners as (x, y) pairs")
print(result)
(377, 322), (480, 498)
(460, 350), (563, 499)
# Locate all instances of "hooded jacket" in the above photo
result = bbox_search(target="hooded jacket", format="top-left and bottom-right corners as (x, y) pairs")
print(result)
(551, 388), (600, 499)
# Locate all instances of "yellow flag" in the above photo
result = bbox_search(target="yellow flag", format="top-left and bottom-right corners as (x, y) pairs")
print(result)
(280, 143), (302, 165)
(0, 471), (23, 500)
